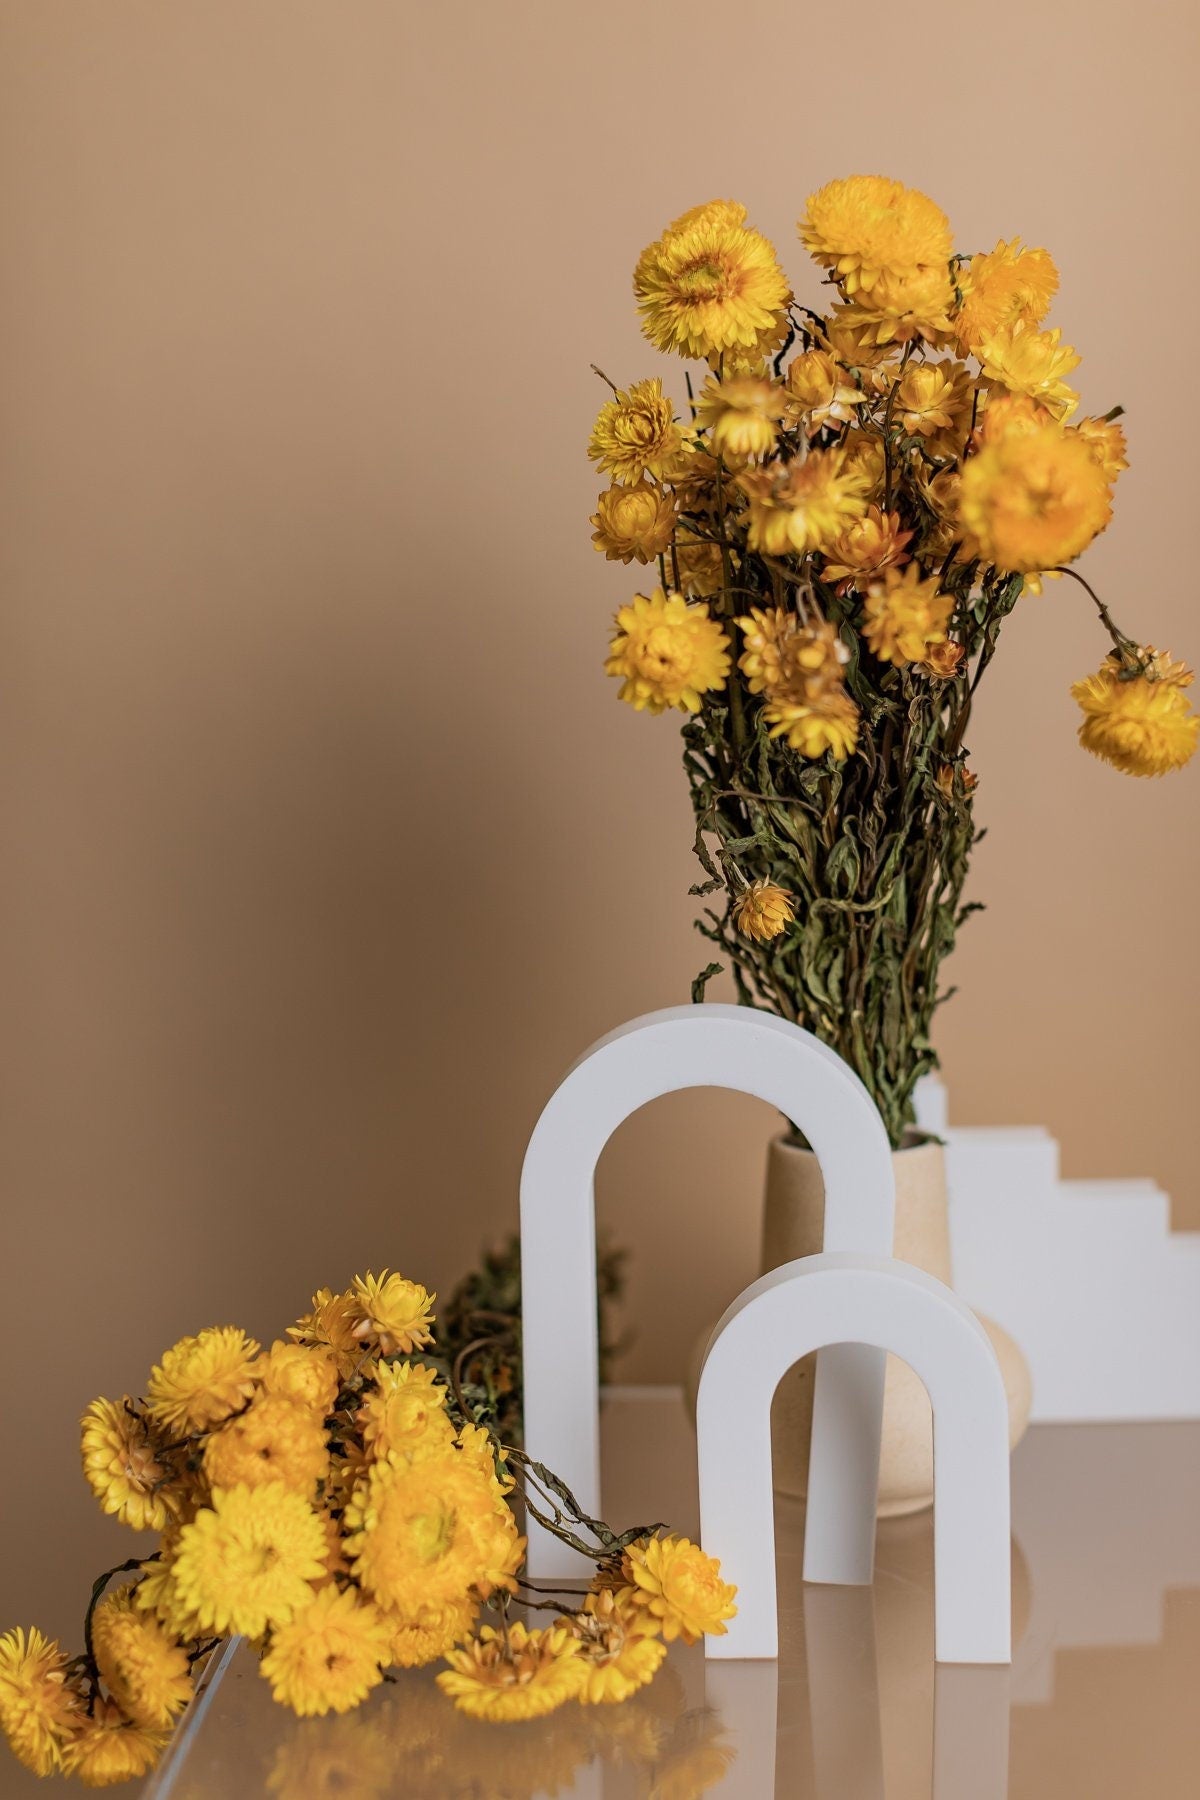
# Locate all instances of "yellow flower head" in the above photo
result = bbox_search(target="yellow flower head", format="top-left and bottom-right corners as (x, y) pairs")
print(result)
(800, 176), (953, 295)
(0, 1627), (86, 1777)
(954, 239), (1059, 353)
(737, 610), (860, 761)
(821, 316), (902, 392)
(590, 479), (677, 564)
(343, 1447), (501, 1615)
(831, 266), (957, 348)
(588, 378), (683, 486)
(1072, 414), (1129, 485)
(974, 388), (1058, 449)
(976, 318), (1080, 420)
(203, 1392), (329, 1498)
(91, 1588), (193, 1730)
(733, 880), (795, 943)
(623, 1534), (738, 1644)
(381, 1595), (478, 1669)
(146, 1326), (260, 1436)
(634, 209), (791, 362)
(821, 505), (913, 588)
(839, 429), (887, 496)
(696, 374), (786, 463)
(672, 524), (725, 599)
(862, 564), (955, 666)
(1072, 652), (1199, 777)
(287, 1287), (362, 1380)
(958, 423), (1112, 572)
(349, 1271), (436, 1358)
(261, 1584), (392, 1718)
(764, 688), (861, 760)
(258, 1341), (341, 1416)
(738, 447), (870, 556)
(358, 1359), (455, 1461)
(894, 358), (975, 445)
(783, 348), (866, 433)
(81, 1397), (179, 1534)
(61, 1697), (167, 1789)
(436, 1621), (585, 1723)
(606, 589), (731, 716)
(573, 1586), (667, 1705)
(171, 1483), (326, 1638)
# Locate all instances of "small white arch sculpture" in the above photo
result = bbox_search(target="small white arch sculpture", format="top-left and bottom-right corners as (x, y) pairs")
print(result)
(697, 1253), (1011, 1665)
(519, 1004), (896, 1577)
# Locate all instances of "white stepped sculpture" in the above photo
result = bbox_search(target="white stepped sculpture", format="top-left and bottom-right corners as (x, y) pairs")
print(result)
(915, 1078), (1200, 1420)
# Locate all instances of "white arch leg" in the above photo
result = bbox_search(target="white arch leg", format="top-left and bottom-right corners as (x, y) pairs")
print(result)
(519, 1006), (895, 1577)
(697, 1254), (1011, 1664)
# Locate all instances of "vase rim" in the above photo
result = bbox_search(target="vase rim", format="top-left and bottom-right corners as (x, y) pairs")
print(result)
(771, 1128), (942, 1158)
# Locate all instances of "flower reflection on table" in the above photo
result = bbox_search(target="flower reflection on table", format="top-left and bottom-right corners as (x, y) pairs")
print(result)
(263, 1655), (734, 1800)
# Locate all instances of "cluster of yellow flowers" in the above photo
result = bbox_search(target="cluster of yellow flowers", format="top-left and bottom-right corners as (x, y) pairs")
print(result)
(1, 1273), (735, 1786)
(590, 178), (1198, 790)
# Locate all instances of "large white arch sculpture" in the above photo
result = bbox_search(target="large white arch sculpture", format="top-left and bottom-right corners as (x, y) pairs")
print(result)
(697, 1253), (1011, 1664)
(520, 1004), (896, 1578)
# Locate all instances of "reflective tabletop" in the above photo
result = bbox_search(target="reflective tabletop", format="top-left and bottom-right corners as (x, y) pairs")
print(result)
(145, 1393), (1200, 1799)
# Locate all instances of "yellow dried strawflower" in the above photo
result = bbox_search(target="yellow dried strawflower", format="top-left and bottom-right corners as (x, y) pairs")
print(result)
(821, 505), (912, 588)
(287, 1287), (362, 1380)
(358, 1359), (455, 1461)
(1072, 415), (1129, 484)
(343, 1447), (501, 1615)
(81, 1397), (179, 1533)
(258, 1341), (341, 1415)
(349, 1271), (436, 1357)
(202, 1392), (329, 1498)
(696, 374), (786, 462)
(1072, 652), (1199, 777)
(801, 176), (953, 295)
(893, 359), (974, 445)
(733, 880), (795, 943)
(672, 524), (724, 599)
(171, 1483), (326, 1639)
(958, 424), (1111, 572)
(954, 239), (1059, 353)
(623, 1534), (738, 1644)
(588, 378), (682, 486)
(573, 1587), (667, 1705)
(829, 264), (957, 347)
(838, 429), (887, 495)
(862, 565), (954, 666)
(975, 318), (1080, 420)
(783, 348), (866, 433)
(381, 1595), (478, 1669)
(91, 1588), (193, 1730)
(590, 479), (677, 564)
(145, 1326), (260, 1436)
(60, 1697), (167, 1789)
(606, 589), (731, 716)
(765, 688), (861, 760)
(0, 1627), (86, 1777)
(634, 208), (791, 362)
(738, 447), (869, 556)
(436, 1621), (585, 1723)
(260, 1584), (392, 1718)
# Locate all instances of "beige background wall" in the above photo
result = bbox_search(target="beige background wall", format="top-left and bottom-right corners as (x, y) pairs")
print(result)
(1, 0), (1196, 1758)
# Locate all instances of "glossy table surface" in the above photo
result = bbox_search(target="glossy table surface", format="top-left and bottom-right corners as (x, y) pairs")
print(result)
(145, 1391), (1200, 1800)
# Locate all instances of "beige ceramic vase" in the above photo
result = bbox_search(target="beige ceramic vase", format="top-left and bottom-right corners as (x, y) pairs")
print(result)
(764, 1134), (1033, 1515)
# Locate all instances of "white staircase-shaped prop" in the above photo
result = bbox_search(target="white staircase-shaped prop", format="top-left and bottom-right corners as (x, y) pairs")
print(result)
(915, 1078), (1200, 1421)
